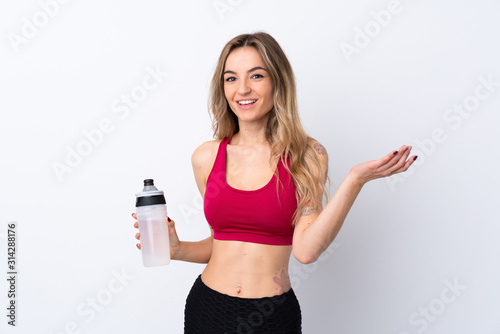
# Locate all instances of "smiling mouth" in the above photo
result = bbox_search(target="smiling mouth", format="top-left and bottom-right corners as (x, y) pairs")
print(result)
(237, 99), (257, 105)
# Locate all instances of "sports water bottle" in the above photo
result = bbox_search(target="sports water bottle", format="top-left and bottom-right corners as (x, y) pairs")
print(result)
(135, 179), (170, 267)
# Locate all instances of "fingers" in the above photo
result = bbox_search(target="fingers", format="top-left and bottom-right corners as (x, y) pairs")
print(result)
(132, 212), (140, 250)
(380, 147), (399, 165)
(387, 146), (410, 172)
(386, 145), (416, 175)
(382, 145), (407, 167)
(166, 217), (175, 235)
(392, 153), (418, 174)
(132, 213), (138, 229)
(376, 144), (407, 169)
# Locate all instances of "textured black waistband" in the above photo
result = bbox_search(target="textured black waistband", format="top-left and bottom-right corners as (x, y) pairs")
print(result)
(184, 274), (302, 334)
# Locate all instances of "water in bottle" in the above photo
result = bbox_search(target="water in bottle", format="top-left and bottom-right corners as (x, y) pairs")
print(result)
(135, 179), (170, 267)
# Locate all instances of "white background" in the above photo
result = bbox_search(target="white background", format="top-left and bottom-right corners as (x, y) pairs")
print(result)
(1, 0), (499, 333)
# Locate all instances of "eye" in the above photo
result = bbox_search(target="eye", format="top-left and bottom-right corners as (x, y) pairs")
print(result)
(252, 74), (264, 79)
(225, 77), (236, 82)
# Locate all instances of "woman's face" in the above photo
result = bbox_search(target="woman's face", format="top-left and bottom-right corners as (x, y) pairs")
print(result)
(223, 47), (274, 125)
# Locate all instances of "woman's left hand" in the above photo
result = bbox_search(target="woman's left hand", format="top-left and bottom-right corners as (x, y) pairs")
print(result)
(349, 145), (417, 185)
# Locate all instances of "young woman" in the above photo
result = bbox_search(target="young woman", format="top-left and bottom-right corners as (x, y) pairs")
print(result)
(132, 32), (416, 333)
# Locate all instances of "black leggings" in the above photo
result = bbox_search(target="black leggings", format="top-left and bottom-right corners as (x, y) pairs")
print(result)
(184, 274), (302, 334)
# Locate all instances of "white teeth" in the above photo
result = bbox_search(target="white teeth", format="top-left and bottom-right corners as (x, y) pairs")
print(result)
(238, 99), (257, 105)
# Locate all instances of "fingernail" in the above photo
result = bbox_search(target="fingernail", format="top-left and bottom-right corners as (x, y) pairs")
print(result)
(168, 217), (171, 222)
(413, 156), (418, 161)
(131, 213), (134, 217)
(393, 151), (398, 155)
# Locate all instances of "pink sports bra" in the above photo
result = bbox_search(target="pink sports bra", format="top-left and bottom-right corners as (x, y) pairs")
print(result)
(203, 136), (297, 245)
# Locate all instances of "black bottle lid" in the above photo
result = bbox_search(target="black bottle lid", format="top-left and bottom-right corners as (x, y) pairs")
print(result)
(135, 179), (166, 207)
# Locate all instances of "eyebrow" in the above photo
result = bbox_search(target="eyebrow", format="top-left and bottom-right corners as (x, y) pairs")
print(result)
(223, 66), (268, 75)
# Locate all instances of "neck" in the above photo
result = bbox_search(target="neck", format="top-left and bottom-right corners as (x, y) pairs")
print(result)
(232, 117), (270, 146)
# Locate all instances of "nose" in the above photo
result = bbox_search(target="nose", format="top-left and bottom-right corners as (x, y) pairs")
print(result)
(237, 78), (251, 95)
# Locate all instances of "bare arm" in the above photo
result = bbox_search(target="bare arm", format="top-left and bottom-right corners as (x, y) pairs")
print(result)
(133, 141), (218, 264)
(292, 172), (363, 264)
(174, 233), (213, 263)
(293, 143), (417, 264)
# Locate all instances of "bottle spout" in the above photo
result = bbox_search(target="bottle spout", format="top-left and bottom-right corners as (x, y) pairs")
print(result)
(142, 179), (158, 192)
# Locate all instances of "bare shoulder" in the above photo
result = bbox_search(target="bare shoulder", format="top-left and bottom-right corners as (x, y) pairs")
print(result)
(191, 139), (222, 166)
(306, 137), (329, 182)
(191, 139), (223, 195)
(307, 138), (329, 167)
(307, 137), (328, 158)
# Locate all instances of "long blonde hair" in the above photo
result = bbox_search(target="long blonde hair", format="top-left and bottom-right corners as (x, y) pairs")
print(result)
(208, 32), (330, 226)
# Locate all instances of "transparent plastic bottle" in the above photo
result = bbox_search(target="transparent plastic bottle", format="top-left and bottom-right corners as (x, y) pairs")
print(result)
(135, 179), (170, 267)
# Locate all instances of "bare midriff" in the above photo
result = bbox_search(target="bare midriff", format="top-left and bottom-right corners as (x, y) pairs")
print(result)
(201, 239), (292, 298)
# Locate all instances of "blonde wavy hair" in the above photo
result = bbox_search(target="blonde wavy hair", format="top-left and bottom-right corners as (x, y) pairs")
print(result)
(208, 32), (330, 226)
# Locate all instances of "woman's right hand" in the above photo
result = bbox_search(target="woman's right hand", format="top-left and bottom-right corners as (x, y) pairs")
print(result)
(132, 213), (182, 260)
